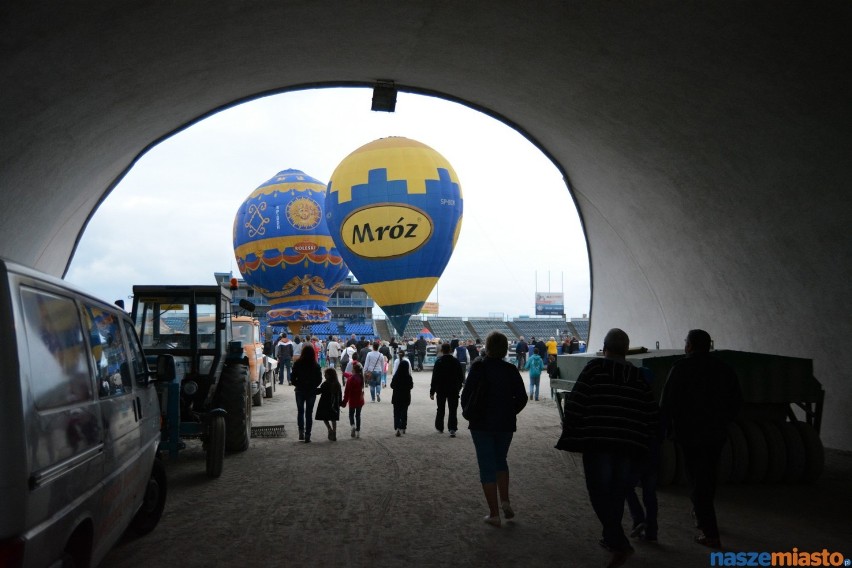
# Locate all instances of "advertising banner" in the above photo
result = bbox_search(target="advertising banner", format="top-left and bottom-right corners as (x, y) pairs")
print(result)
(420, 302), (440, 314)
(535, 292), (564, 316)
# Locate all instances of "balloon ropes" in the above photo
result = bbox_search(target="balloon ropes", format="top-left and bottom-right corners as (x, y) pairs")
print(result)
(325, 137), (463, 336)
(233, 169), (349, 336)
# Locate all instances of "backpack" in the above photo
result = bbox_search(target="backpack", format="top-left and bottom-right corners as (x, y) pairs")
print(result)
(455, 345), (468, 363)
(340, 350), (350, 366)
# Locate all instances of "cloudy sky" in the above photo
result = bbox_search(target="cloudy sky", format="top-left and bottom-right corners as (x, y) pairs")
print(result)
(66, 88), (590, 321)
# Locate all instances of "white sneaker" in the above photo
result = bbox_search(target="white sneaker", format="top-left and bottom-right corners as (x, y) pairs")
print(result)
(449, 430), (456, 438)
(356, 430), (360, 438)
(395, 429), (401, 437)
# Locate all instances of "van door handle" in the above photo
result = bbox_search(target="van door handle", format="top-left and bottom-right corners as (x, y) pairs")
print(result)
(135, 396), (143, 421)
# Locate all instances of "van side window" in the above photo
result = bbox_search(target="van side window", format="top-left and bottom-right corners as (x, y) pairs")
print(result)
(123, 320), (149, 386)
(83, 305), (132, 397)
(20, 287), (93, 409)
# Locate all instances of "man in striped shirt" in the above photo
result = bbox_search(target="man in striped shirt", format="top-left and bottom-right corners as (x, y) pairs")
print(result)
(558, 328), (658, 568)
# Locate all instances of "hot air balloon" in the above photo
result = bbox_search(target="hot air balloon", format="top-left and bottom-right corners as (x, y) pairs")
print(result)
(325, 137), (463, 336)
(233, 169), (349, 336)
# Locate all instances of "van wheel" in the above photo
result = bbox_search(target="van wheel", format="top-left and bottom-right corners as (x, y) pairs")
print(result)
(128, 459), (167, 535)
(206, 415), (225, 478)
(219, 363), (250, 452)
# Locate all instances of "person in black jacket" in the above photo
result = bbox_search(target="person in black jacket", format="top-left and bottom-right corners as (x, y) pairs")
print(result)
(390, 350), (414, 436)
(291, 344), (322, 443)
(556, 328), (657, 567)
(460, 331), (527, 528)
(660, 329), (742, 549)
(430, 343), (464, 437)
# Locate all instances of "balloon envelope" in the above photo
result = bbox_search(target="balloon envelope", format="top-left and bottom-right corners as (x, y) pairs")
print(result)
(326, 137), (463, 335)
(233, 169), (349, 329)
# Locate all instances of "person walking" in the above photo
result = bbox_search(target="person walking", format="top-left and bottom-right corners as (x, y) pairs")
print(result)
(430, 342), (464, 437)
(524, 348), (545, 401)
(555, 328), (658, 568)
(363, 341), (385, 402)
(390, 348), (414, 436)
(546, 336), (558, 359)
(275, 333), (294, 385)
(341, 361), (366, 438)
(515, 336), (529, 370)
(414, 335), (427, 371)
(291, 343), (322, 443)
(460, 331), (528, 528)
(660, 329), (742, 549)
(454, 340), (470, 377)
(326, 336), (341, 370)
(315, 368), (342, 441)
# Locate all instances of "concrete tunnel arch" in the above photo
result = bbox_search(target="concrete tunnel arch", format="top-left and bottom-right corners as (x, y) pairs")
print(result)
(0, 2), (850, 450)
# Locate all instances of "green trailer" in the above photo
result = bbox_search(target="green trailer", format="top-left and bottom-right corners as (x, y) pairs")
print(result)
(551, 349), (825, 485)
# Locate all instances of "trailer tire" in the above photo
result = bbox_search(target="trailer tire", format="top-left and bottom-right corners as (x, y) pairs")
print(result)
(727, 422), (749, 484)
(219, 363), (251, 452)
(717, 437), (733, 484)
(779, 422), (806, 482)
(739, 420), (769, 483)
(206, 415), (225, 478)
(758, 421), (787, 483)
(657, 439), (677, 487)
(794, 422), (824, 484)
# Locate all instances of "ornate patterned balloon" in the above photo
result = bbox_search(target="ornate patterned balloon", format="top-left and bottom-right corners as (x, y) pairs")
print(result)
(326, 137), (463, 335)
(233, 169), (349, 333)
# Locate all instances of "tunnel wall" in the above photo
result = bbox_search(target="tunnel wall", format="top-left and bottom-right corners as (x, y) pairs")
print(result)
(0, 1), (849, 448)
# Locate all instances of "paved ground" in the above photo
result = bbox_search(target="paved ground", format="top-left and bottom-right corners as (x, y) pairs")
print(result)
(103, 371), (851, 568)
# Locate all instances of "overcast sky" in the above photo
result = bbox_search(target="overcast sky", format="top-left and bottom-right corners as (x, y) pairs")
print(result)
(66, 88), (590, 320)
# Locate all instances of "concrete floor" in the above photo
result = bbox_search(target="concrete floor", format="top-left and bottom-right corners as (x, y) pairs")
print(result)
(102, 371), (851, 568)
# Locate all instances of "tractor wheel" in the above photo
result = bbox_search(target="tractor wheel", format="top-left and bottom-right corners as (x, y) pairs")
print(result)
(206, 415), (225, 478)
(252, 384), (263, 407)
(128, 458), (167, 535)
(758, 421), (787, 483)
(794, 422), (824, 483)
(779, 421), (806, 482)
(219, 363), (251, 452)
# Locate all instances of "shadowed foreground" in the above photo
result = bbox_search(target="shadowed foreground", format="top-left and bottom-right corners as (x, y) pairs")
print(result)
(103, 373), (851, 568)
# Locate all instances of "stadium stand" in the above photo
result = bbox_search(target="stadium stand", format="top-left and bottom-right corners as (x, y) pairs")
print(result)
(511, 319), (568, 341)
(569, 319), (590, 342)
(467, 318), (517, 342)
(308, 322), (341, 338)
(344, 321), (376, 337)
(399, 318), (430, 340)
(427, 317), (472, 341)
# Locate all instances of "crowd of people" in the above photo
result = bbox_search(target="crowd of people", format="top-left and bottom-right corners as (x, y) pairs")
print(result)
(271, 326), (740, 568)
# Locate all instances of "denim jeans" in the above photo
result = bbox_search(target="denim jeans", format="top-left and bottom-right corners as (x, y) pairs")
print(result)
(295, 390), (317, 436)
(682, 442), (724, 539)
(278, 359), (292, 384)
(393, 403), (409, 431)
(626, 443), (659, 538)
(582, 450), (640, 552)
(348, 406), (361, 430)
(435, 394), (459, 432)
(470, 430), (514, 484)
(369, 381), (382, 401)
(528, 375), (540, 400)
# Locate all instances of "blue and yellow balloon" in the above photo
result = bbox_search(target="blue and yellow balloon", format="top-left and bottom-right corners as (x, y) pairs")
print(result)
(325, 137), (463, 335)
(233, 169), (349, 335)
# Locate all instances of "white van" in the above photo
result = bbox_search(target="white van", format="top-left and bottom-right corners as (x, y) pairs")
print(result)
(0, 258), (166, 567)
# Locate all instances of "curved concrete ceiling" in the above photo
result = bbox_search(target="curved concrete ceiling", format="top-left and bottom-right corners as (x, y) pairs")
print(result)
(1, 2), (850, 449)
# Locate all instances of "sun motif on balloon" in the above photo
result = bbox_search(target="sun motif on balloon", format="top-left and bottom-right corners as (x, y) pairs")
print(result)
(286, 197), (321, 230)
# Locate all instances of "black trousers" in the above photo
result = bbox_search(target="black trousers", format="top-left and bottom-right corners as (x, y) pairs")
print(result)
(681, 442), (724, 539)
(434, 394), (459, 432)
(393, 403), (409, 430)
